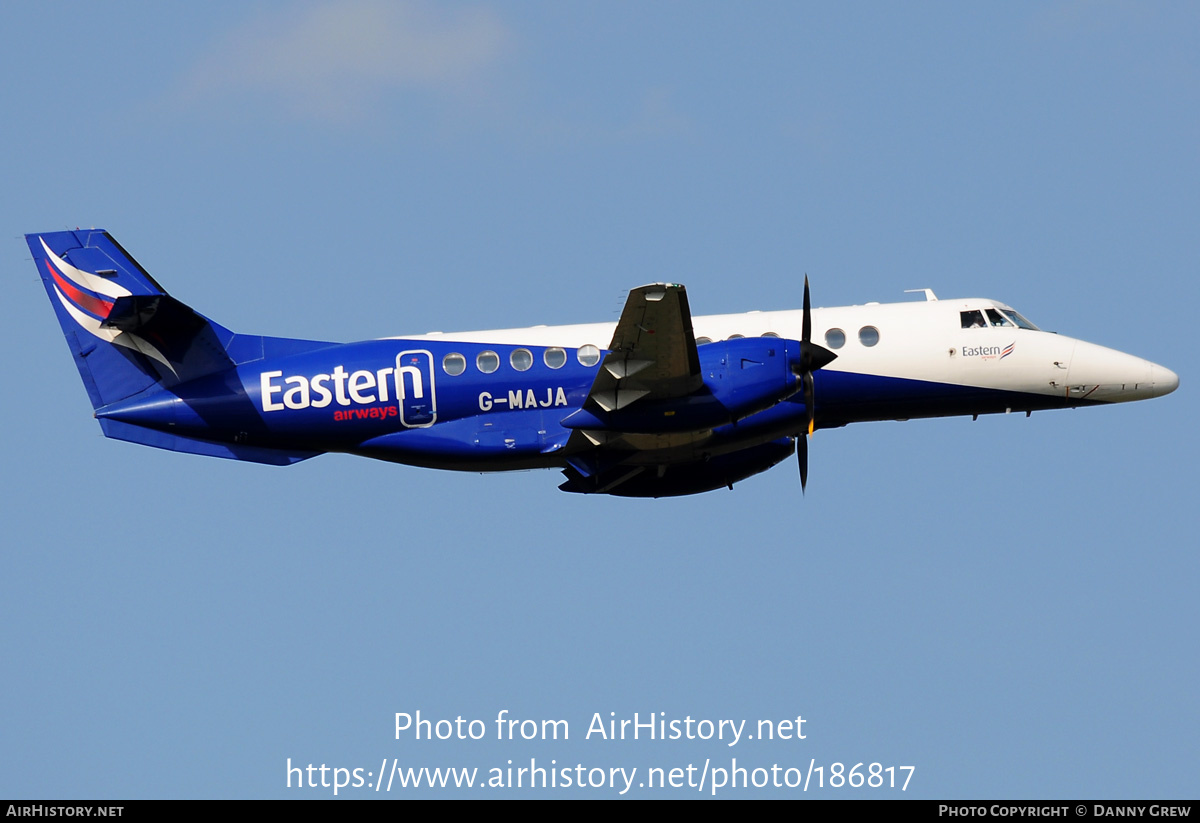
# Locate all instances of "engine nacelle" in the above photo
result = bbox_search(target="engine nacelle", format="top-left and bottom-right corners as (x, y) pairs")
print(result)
(559, 437), (796, 497)
(561, 337), (802, 434)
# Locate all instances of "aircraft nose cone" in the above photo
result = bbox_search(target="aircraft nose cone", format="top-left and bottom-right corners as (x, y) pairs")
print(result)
(1065, 341), (1177, 402)
(1150, 364), (1179, 397)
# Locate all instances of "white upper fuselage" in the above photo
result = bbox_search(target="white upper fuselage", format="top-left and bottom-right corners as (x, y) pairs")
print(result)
(403, 294), (1178, 408)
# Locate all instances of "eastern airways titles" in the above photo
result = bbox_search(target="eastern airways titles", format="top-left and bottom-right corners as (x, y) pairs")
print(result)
(260, 365), (408, 412)
(586, 712), (807, 746)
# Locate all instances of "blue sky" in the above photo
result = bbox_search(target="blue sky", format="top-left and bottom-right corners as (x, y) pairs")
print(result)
(2, 2), (1196, 798)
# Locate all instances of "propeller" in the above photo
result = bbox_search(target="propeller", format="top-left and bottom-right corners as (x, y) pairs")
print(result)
(793, 275), (837, 493)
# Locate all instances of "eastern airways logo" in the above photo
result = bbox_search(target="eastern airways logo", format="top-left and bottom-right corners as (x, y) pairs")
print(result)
(963, 342), (1015, 361)
(260, 350), (437, 427)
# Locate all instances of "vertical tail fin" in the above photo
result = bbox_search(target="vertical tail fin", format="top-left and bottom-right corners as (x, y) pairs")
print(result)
(28, 229), (236, 409)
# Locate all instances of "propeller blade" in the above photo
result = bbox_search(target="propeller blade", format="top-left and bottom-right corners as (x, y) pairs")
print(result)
(802, 275), (812, 344)
(797, 431), (808, 493)
(802, 367), (815, 435)
(796, 275), (836, 373)
(794, 275), (830, 495)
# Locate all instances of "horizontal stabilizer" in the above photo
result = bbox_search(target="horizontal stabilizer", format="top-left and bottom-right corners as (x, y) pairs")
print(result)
(102, 293), (234, 383)
(99, 419), (318, 466)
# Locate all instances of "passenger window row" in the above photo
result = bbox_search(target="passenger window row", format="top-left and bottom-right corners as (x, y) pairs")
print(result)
(444, 323), (893, 377)
(696, 329), (881, 349)
(441, 345), (602, 376)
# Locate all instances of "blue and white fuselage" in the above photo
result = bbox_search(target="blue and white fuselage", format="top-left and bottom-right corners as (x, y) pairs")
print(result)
(29, 229), (1178, 497)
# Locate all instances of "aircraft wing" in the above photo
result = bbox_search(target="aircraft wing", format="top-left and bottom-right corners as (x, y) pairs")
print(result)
(559, 283), (707, 488)
(584, 283), (703, 413)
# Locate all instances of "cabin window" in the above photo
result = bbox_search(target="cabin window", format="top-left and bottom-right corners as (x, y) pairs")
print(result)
(544, 348), (567, 369)
(961, 310), (986, 329)
(476, 351), (500, 374)
(858, 326), (880, 347)
(728, 334), (745, 339)
(442, 353), (466, 376)
(761, 332), (780, 338)
(577, 345), (601, 367)
(825, 329), (846, 349)
(510, 348), (533, 372)
(696, 337), (712, 345)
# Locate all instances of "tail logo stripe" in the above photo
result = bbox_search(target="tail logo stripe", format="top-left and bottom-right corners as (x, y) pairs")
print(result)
(51, 282), (122, 343)
(37, 237), (131, 300)
(46, 260), (114, 319)
(39, 236), (175, 371)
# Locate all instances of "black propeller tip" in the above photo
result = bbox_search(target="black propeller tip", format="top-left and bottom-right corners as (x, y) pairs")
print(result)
(797, 434), (808, 493)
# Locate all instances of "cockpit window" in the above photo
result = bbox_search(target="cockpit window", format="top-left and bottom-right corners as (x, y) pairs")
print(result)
(1004, 310), (1039, 330)
(963, 307), (1040, 331)
(985, 308), (1014, 328)
(961, 310), (986, 329)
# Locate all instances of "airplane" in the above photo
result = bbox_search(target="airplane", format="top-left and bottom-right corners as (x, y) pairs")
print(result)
(27, 229), (1178, 497)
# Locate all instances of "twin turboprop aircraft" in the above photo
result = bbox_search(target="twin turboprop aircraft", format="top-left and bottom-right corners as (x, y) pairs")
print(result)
(29, 229), (1178, 497)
